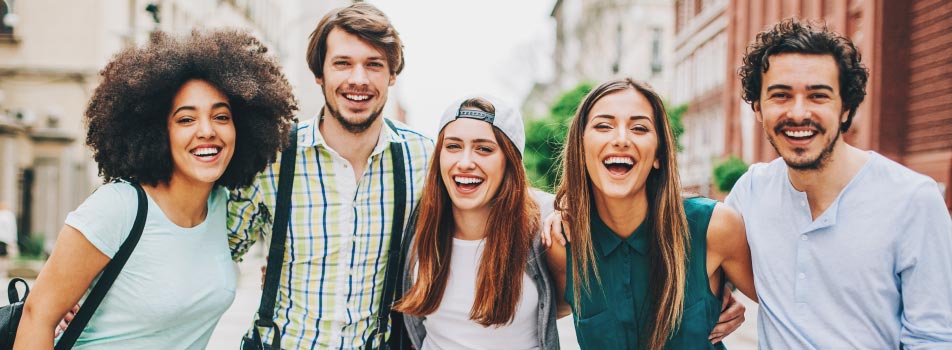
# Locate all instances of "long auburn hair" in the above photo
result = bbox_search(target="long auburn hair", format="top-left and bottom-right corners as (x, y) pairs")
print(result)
(394, 99), (540, 326)
(555, 78), (690, 349)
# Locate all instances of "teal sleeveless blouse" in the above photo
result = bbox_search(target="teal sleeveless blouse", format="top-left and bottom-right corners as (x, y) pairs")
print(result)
(566, 197), (726, 349)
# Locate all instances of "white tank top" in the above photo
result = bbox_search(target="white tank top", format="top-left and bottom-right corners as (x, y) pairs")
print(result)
(421, 237), (540, 350)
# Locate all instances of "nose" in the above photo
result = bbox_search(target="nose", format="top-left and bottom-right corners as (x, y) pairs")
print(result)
(611, 128), (630, 148)
(457, 149), (476, 170)
(347, 64), (370, 86)
(788, 95), (811, 121)
(197, 116), (216, 139)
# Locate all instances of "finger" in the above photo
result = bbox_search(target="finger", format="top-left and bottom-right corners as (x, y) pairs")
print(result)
(542, 218), (550, 247)
(557, 222), (565, 247)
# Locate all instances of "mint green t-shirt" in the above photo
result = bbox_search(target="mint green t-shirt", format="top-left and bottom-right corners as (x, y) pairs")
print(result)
(64, 182), (236, 349)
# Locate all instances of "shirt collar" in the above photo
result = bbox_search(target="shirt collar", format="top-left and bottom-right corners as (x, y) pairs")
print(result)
(592, 209), (649, 256)
(299, 108), (406, 154)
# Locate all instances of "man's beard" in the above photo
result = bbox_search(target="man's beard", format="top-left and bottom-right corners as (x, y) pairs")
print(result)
(766, 119), (840, 171)
(324, 89), (385, 134)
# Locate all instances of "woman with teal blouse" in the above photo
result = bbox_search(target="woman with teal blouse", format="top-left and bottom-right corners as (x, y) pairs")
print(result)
(545, 78), (757, 349)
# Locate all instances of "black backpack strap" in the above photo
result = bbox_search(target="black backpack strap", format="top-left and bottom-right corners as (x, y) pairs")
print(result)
(55, 182), (148, 349)
(366, 118), (409, 350)
(252, 123), (298, 349)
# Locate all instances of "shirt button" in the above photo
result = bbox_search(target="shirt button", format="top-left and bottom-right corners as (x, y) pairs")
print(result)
(800, 200), (806, 207)
(801, 235), (808, 241)
(798, 273), (806, 279)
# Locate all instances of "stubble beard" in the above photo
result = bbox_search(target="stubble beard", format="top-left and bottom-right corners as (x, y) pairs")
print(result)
(767, 120), (841, 171)
(323, 89), (385, 134)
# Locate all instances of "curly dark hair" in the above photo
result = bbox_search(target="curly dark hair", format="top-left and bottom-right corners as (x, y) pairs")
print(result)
(739, 17), (869, 132)
(85, 29), (297, 189)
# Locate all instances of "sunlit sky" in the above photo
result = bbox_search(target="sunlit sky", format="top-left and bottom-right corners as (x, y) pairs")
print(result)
(368, 0), (556, 137)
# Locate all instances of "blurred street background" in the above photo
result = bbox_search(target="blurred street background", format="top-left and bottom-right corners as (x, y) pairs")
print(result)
(1, 0), (950, 349)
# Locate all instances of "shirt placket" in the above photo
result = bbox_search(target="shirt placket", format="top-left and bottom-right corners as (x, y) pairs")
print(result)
(794, 194), (812, 305)
(621, 246), (635, 347)
(330, 152), (358, 349)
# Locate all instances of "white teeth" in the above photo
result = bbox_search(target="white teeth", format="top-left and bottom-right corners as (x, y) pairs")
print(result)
(454, 176), (483, 185)
(603, 156), (634, 165)
(784, 130), (815, 138)
(192, 147), (219, 157)
(344, 94), (370, 101)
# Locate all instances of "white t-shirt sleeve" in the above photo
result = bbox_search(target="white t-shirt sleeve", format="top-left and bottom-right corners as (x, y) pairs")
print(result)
(64, 182), (136, 258)
(724, 164), (757, 217)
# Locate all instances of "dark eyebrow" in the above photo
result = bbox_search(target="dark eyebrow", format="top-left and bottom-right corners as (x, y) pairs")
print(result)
(172, 102), (230, 116)
(330, 55), (385, 62)
(591, 114), (652, 122)
(765, 84), (792, 91)
(172, 106), (196, 116)
(444, 136), (499, 145)
(806, 84), (834, 92)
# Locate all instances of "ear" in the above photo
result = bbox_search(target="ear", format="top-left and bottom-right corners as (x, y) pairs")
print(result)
(653, 159), (660, 169)
(388, 73), (397, 87)
(840, 109), (850, 124)
(753, 102), (763, 123)
(315, 76), (324, 87)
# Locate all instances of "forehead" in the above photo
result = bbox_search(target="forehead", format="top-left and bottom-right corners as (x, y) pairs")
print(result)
(588, 89), (654, 122)
(325, 27), (387, 60)
(172, 79), (227, 105)
(441, 118), (498, 142)
(763, 53), (839, 90)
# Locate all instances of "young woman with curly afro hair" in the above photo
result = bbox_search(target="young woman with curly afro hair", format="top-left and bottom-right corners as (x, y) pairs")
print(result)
(15, 29), (297, 349)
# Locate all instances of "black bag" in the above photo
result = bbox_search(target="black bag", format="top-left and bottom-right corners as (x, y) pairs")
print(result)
(0, 182), (148, 350)
(0, 278), (29, 349)
(241, 125), (297, 350)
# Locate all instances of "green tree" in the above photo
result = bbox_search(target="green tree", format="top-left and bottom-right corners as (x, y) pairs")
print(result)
(524, 83), (593, 191)
(712, 156), (749, 193)
(666, 102), (686, 152)
(523, 83), (687, 191)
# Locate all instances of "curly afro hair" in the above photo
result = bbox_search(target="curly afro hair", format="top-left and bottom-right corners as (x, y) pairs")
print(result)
(739, 17), (869, 133)
(85, 29), (297, 189)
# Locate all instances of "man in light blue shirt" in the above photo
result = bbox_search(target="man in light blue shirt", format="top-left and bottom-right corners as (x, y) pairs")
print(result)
(727, 17), (952, 349)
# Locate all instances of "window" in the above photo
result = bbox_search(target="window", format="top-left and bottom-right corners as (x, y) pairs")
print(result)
(1, 0), (16, 39)
(650, 27), (663, 74)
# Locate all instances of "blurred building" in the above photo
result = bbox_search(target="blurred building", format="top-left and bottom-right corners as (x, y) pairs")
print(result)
(675, 0), (952, 207)
(0, 0), (351, 253)
(672, 0), (729, 196)
(524, 0), (676, 117)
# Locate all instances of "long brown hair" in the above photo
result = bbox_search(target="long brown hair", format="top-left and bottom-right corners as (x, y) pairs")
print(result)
(394, 99), (540, 326)
(555, 78), (689, 349)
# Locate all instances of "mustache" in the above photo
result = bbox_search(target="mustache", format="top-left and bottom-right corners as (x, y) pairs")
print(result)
(773, 119), (826, 135)
(338, 85), (375, 95)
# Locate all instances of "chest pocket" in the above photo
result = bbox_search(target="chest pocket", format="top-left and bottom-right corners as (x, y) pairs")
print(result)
(664, 298), (723, 350)
(575, 308), (627, 349)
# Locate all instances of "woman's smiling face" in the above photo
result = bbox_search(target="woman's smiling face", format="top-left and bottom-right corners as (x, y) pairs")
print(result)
(583, 88), (659, 202)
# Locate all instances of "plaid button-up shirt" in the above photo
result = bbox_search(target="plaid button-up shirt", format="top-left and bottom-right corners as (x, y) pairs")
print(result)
(228, 117), (433, 349)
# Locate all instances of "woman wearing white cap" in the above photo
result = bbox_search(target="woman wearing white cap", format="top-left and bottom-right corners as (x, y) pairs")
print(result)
(394, 96), (560, 349)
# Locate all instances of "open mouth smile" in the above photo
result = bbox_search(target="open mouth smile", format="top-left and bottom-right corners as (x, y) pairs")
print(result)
(602, 156), (635, 176)
(190, 146), (223, 162)
(343, 92), (372, 102)
(453, 175), (484, 194)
